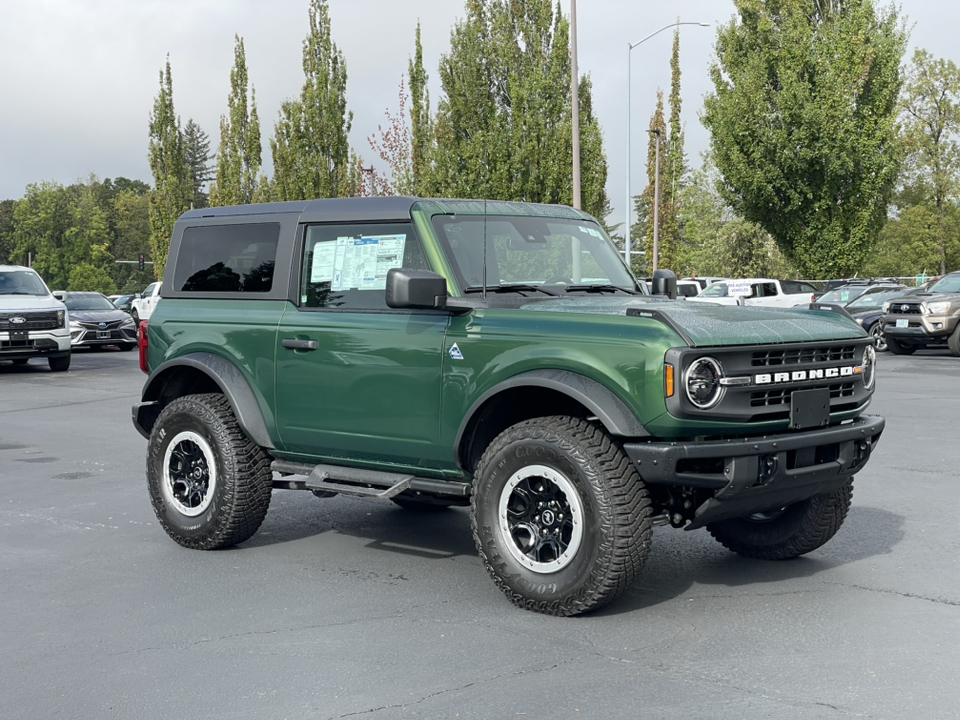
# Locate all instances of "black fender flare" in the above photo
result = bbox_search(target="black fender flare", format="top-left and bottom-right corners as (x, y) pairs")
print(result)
(134, 352), (274, 448)
(454, 369), (649, 453)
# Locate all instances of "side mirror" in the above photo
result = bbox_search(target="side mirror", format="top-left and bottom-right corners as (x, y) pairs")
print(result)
(650, 269), (678, 299)
(385, 268), (449, 310)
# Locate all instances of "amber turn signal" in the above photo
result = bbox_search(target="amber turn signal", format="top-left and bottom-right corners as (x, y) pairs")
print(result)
(665, 364), (675, 398)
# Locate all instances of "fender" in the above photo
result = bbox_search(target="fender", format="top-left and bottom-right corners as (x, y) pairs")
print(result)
(132, 351), (274, 448)
(454, 369), (649, 453)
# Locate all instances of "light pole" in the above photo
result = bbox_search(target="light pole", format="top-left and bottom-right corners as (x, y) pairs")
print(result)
(625, 21), (709, 267)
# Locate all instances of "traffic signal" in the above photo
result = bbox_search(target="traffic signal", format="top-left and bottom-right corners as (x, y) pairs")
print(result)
(139, 254), (145, 271)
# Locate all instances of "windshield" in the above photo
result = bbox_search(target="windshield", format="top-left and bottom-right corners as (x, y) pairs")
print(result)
(847, 289), (907, 309)
(431, 215), (642, 294)
(64, 294), (116, 311)
(929, 274), (960, 293)
(818, 286), (867, 304)
(0, 270), (49, 296)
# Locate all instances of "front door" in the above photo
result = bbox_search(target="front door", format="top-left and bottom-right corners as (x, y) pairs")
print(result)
(275, 220), (452, 472)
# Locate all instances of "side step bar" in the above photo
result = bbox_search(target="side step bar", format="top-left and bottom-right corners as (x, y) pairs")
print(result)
(270, 460), (471, 499)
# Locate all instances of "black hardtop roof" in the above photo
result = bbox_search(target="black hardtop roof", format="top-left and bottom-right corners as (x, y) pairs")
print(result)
(178, 196), (595, 224)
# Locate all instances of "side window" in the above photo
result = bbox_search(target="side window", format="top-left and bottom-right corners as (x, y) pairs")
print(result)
(300, 222), (428, 310)
(142, 283), (157, 296)
(174, 223), (280, 293)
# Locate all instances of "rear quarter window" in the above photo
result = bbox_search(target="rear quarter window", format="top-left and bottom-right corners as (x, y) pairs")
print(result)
(174, 223), (281, 293)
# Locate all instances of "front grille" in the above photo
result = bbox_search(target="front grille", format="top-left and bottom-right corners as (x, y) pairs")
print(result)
(750, 382), (856, 407)
(0, 311), (60, 330)
(890, 303), (922, 315)
(752, 345), (858, 367)
(78, 320), (123, 330)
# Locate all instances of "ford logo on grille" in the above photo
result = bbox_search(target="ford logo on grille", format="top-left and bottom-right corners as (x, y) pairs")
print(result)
(10, 316), (26, 324)
(98, 322), (107, 329)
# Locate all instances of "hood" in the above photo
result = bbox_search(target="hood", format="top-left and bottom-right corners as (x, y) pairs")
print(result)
(0, 295), (65, 311)
(908, 291), (960, 304)
(69, 308), (130, 323)
(521, 296), (865, 347)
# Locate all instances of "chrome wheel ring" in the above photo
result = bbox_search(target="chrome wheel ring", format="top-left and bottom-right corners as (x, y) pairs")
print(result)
(497, 464), (584, 574)
(162, 431), (217, 517)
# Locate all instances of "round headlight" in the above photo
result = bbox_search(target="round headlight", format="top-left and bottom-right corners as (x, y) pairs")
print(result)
(860, 344), (876, 390)
(685, 357), (724, 409)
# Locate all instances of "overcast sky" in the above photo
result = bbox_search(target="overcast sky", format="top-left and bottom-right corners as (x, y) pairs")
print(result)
(2, 0), (958, 231)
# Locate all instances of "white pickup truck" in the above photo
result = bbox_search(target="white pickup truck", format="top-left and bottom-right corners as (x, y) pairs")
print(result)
(688, 278), (819, 307)
(130, 281), (161, 324)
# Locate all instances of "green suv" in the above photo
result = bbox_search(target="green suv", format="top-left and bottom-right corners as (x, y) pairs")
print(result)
(133, 198), (884, 616)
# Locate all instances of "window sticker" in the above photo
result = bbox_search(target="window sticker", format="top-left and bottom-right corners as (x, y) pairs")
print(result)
(310, 240), (337, 283)
(578, 226), (603, 238)
(330, 234), (406, 291)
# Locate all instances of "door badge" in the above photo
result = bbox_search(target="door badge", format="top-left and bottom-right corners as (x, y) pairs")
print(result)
(449, 343), (464, 360)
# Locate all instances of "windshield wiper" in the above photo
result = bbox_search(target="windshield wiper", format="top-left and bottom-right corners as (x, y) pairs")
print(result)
(562, 284), (642, 295)
(464, 284), (562, 297)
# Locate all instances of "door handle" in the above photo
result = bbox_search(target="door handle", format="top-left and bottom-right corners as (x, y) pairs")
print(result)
(282, 338), (318, 351)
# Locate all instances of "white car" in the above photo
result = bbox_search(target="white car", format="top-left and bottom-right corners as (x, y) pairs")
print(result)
(688, 278), (818, 308)
(0, 265), (72, 371)
(130, 281), (162, 324)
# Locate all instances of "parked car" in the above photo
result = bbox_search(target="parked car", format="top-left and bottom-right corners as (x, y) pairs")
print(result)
(130, 282), (161, 324)
(688, 278), (819, 307)
(684, 276), (726, 291)
(816, 282), (906, 307)
(812, 277), (902, 301)
(132, 196), (884, 617)
(111, 293), (138, 313)
(642, 278), (701, 297)
(881, 271), (960, 355)
(845, 287), (914, 351)
(60, 292), (137, 351)
(0, 265), (71, 370)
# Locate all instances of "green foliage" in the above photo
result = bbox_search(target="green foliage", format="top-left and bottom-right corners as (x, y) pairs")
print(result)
(183, 119), (213, 209)
(271, 0), (353, 200)
(211, 35), (263, 207)
(703, 0), (907, 279)
(427, 0), (609, 221)
(147, 57), (191, 279)
(409, 23), (432, 196)
(899, 48), (960, 274)
(69, 263), (116, 295)
(0, 199), (15, 264)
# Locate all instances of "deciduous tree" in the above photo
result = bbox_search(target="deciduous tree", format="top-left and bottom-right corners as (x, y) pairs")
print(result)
(271, 0), (352, 201)
(702, 0), (907, 278)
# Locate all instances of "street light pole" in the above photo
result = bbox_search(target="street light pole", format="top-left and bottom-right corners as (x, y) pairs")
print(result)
(624, 21), (710, 268)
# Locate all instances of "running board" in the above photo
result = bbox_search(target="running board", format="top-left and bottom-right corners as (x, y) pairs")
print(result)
(270, 460), (471, 499)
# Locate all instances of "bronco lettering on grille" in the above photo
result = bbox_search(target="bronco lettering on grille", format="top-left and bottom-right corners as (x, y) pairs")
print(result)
(754, 366), (856, 384)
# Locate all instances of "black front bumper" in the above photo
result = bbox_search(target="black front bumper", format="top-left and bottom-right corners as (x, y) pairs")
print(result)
(623, 415), (885, 529)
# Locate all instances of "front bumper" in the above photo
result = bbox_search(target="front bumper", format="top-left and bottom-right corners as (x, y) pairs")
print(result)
(0, 329), (71, 360)
(70, 326), (137, 347)
(623, 415), (885, 529)
(883, 313), (958, 342)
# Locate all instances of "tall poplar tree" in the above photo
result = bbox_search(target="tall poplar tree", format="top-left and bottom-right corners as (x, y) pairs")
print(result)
(211, 35), (263, 207)
(703, 0), (906, 278)
(429, 0), (609, 220)
(409, 22), (432, 196)
(271, 0), (352, 201)
(147, 57), (190, 279)
(640, 93), (670, 275)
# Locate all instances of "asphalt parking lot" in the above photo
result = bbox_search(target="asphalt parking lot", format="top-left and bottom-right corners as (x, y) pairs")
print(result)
(2, 346), (959, 719)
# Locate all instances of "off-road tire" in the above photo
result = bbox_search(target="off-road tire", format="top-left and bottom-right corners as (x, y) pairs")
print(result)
(885, 336), (916, 355)
(471, 416), (652, 616)
(706, 479), (853, 560)
(948, 324), (960, 357)
(147, 393), (272, 550)
(48, 354), (70, 372)
(868, 322), (887, 352)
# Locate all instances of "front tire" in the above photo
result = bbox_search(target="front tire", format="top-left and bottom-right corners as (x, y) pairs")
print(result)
(471, 416), (652, 616)
(48, 354), (71, 372)
(147, 393), (272, 550)
(706, 479), (853, 560)
(868, 322), (888, 352)
(885, 335), (916, 355)
(948, 324), (960, 357)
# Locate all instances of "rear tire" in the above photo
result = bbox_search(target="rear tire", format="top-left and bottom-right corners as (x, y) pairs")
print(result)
(48, 354), (71, 372)
(707, 479), (853, 560)
(885, 336), (916, 355)
(131, 309), (140, 326)
(147, 393), (272, 550)
(471, 416), (652, 616)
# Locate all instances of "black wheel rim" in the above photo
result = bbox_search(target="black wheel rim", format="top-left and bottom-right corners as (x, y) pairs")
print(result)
(497, 464), (583, 574)
(162, 430), (217, 517)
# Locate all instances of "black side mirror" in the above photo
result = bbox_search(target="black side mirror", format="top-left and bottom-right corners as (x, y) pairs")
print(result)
(385, 268), (449, 310)
(651, 269), (678, 299)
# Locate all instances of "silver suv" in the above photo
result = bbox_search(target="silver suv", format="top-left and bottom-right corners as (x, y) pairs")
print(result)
(881, 271), (960, 356)
(0, 265), (72, 371)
